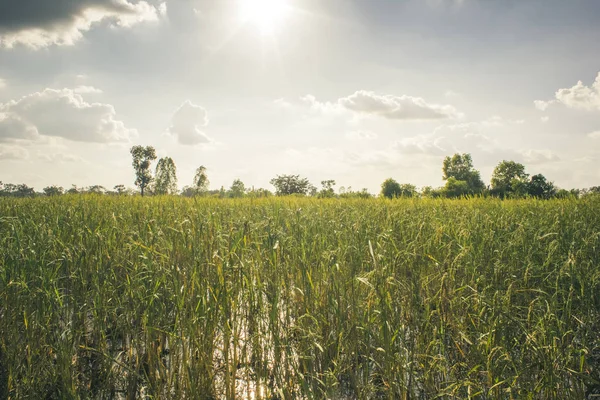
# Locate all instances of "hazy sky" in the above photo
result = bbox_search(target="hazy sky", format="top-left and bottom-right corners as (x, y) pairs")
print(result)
(1, 0), (599, 193)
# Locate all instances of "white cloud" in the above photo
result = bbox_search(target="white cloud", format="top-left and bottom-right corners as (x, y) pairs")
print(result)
(73, 86), (103, 94)
(535, 72), (600, 112)
(0, 114), (40, 142)
(338, 90), (462, 120)
(520, 149), (560, 164)
(166, 100), (212, 145)
(346, 130), (378, 140)
(0, 1), (165, 49)
(393, 119), (560, 167)
(534, 100), (552, 111)
(293, 91), (462, 121)
(37, 152), (85, 163)
(588, 131), (600, 139)
(541, 116), (550, 123)
(0, 88), (136, 143)
(444, 90), (461, 98)
(0, 78), (6, 89)
(555, 72), (600, 111)
(0, 144), (29, 160)
(393, 117), (523, 157)
(300, 95), (345, 115)
(394, 134), (446, 156)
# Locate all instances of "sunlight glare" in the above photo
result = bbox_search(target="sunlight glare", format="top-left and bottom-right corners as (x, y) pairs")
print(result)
(239, 0), (290, 34)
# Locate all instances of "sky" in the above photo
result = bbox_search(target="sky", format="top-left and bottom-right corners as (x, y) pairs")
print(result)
(0, 0), (599, 193)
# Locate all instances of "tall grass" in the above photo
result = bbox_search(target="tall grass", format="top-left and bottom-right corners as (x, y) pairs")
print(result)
(0, 196), (599, 399)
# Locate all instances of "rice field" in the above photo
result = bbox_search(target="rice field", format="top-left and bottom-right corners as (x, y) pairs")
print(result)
(1, 195), (599, 399)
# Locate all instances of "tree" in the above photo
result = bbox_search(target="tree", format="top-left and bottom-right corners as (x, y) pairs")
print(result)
(193, 166), (210, 194)
(319, 180), (336, 198)
(581, 186), (600, 197)
(154, 157), (178, 195)
(491, 160), (529, 198)
(442, 177), (471, 198)
(114, 184), (127, 195)
(86, 185), (106, 194)
(270, 175), (312, 196)
(381, 179), (417, 199)
(527, 174), (556, 199)
(421, 186), (443, 198)
(67, 185), (81, 194)
(229, 179), (246, 198)
(398, 184), (417, 197)
(381, 178), (402, 198)
(43, 186), (63, 196)
(442, 153), (485, 194)
(0, 183), (35, 197)
(130, 145), (157, 197)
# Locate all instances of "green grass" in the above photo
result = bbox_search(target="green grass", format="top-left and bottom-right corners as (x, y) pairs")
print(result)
(1, 195), (599, 399)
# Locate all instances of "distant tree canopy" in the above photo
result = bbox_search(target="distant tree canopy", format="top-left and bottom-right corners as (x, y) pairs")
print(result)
(0, 182), (35, 197)
(442, 153), (485, 196)
(43, 185), (64, 196)
(154, 157), (178, 195)
(380, 179), (416, 199)
(193, 166), (210, 193)
(528, 174), (557, 199)
(319, 180), (336, 198)
(270, 175), (312, 196)
(4, 147), (597, 200)
(130, 145), (157, 197)
(490, 160), (557, 199)
(491, 160), (529, 198)
(229, 179), (246, 198)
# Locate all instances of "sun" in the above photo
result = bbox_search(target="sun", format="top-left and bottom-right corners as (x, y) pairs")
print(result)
(239, 0), (290, 34)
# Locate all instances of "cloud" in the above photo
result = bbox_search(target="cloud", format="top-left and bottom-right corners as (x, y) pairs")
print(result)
(346, 130), (378, 141)
(0, 0), (165, 49)
(520, 149), (560, 164)
(444, 90), (461, 98)
(534, 100), (552, 111)
(0, 144), (29, 160)
(290, 91), (462, 121)
(166, 100), (212, 145)
(0, 88), (137, 143)
(588, 131), (600, 139)
(0, 78), (6, 89)
(37, 152), (85, 163)
(535, 72), (600, 112)
(0, 114), (40, 142)
(541, 116), (550, 123)
(73, 85), (103, 94)
(393, 119), (560, 166)
(338, 91), (462, 120)
(393, 118), (522, 157)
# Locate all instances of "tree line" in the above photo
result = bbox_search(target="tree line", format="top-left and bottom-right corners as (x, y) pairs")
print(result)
(1, 145), (599, 199)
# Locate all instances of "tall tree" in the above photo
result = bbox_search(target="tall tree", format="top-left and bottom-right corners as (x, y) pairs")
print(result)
(491, 160), (529, 197)
(229, 179), (246, 198)
(193, 166), (210, 194)
(442, 153), (485, 194)
(380, 178), (402, 198)
(319, 180), (336, 198)
(114, 184), (127, 195)
(130, 145), (157, 197)
(154, 157), (178, 195)
(527, 174), (556, 199)
(270, 175), (311, 196)
(43, 186), (63, 196)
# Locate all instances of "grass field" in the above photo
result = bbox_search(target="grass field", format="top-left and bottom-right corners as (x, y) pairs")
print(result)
(1, 196), (599, 399)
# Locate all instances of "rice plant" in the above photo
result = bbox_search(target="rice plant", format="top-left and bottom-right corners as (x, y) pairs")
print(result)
(1, 195), (599, 399)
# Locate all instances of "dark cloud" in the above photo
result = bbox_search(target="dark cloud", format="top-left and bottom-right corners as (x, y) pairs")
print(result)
(0, 0), (163, 48)
(0, 1), (130, 31)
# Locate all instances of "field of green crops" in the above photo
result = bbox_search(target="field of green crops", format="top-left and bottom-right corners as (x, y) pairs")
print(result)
(1, 196), (599, 399)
